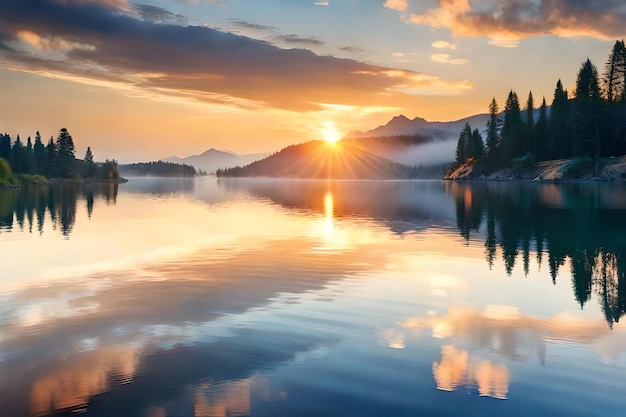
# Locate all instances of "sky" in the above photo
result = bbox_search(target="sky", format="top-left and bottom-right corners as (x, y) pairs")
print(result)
(0, 0), (624, 162)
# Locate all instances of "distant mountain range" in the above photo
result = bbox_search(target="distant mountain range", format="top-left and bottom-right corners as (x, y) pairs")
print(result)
(163, 148), (269, 174)
(348, 113), (490, 140)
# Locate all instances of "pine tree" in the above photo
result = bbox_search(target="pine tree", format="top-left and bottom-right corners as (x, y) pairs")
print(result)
(12, 135), (25, 173)
(500, 90), (523, 163)
(83, 146), (96, 178)
(525, 91), (535, 156)
(548, 80), (571, 159)
(45, 136), (57, 177)
(56, 128), (76, 178)
(0, 134), (10, 163)
(455, 123), (472, 163)
(486, 97), (500, 162)
(602, 40), (626, 103)
(574, 58), (603, 158)
(25, 136), (35, 174)
(33, 131), (46, 175)
(469, 128), (485, 159)
(535, 97), (549, 161)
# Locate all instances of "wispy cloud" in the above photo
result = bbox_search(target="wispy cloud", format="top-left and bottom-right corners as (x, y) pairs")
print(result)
(431, 53), (468, 65)
(432, 40), (457, 50)
(276, 34), (324, 46)
(134, 4), (188, 25)
(410, 0), (626, 47)
(0, 0), (470, 113)
(383, 0), (408, 12)
(314, 1), (329, 5)
(229, 19), (278, 33)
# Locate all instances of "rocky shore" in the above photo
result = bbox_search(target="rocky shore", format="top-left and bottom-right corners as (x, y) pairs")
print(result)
(445, 156), (626, 181)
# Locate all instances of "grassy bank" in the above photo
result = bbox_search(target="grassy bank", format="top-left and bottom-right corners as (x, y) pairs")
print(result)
(0, 174), (48, 189)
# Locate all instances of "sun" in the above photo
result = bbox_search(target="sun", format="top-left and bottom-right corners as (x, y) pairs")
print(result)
(321, 121), (341, 144)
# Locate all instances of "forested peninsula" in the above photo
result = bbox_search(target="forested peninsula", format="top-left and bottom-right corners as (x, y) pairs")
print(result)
(447, 40), (626, 181)
(0, 128), (121, 188)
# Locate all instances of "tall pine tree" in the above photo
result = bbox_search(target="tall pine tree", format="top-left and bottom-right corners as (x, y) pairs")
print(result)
(524, 91), (535, 156)
(535, 97), (549, 161)
(33, 131), (46, 175)
(573, 58), (603, 158)
(500, 90), (523, 163)
(486, 97), (500, 163)
(548, 80), (571, 159)
(56, 128), (76, 178)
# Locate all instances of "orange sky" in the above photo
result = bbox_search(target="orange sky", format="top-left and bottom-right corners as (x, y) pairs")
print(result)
(0, 0), (621, 161)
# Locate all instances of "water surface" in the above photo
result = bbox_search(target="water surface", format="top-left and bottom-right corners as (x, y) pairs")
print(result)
(1, 178), (625, 417)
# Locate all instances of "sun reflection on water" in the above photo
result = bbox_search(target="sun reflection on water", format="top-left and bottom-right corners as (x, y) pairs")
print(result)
(323, 191), (334, 239)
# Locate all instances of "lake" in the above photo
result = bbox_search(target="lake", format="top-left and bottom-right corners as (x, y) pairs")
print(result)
(1, 178), (626, 417)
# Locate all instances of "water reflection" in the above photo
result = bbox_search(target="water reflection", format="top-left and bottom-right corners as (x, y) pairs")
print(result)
(3, 178), (626, 416)
(0, 236), (386, 416)
(0, 182), (118, 237)
(218, 179), (456, 233)
(432, 345), (509, 399)
(449, 182), (626, 327)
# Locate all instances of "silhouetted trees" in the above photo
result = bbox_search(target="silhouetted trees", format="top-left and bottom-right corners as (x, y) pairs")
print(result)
(455, 123), (484, 164)
(118, 161), (196, 177)
(82, 146), (97, 179)
(457, 40), (626, 171)
(0, 128), (122, 181)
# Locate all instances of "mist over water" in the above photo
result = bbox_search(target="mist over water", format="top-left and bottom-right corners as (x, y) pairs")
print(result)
(387, 139), (456, 166)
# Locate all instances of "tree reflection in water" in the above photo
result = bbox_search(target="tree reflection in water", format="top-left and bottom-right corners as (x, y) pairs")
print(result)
(0, 182), (118, 238)
(450, 181), (626, 327)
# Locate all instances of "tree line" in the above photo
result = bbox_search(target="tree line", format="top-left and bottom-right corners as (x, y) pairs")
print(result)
(454, 39), (626, 171)
(0, 128), (119, 181)
(118, 161), (200, 177)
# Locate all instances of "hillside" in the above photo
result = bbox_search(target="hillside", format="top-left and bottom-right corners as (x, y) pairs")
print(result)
(164, 148), (269, 174)
(216, 140), (419, 179)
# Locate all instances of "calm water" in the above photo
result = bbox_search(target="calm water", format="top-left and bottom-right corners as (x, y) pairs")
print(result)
(1, 178), (626, 417)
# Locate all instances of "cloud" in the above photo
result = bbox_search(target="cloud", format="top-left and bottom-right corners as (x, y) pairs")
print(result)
(410, 0), (626, 47)
(276, 34), (324, 46)
(340, 46), (364, 54)
(432, 40), (457, 50)
(134, 4), (188, 24)
(431, 53), (468, 65)
(229, 19), (278, 33)
(314, 1), (329, 5)
(0, 0), (470, 112)
(384, 0), (408, 12)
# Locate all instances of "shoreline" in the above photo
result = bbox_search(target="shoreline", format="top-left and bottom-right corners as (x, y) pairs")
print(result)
(445, 156), (626, 182)
(0, 177), (127, 190)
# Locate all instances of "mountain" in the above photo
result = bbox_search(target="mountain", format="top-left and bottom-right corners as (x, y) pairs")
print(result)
(348, 113), (490, 139)
(216, 140), (419, 180)
(343, 113), (491, 166)
(163, 148), (269, 174)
